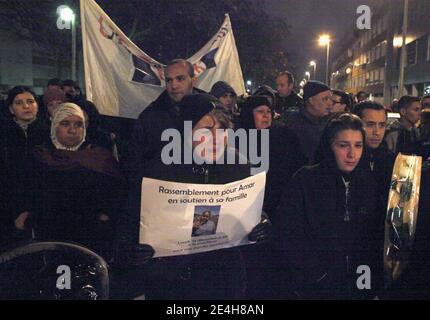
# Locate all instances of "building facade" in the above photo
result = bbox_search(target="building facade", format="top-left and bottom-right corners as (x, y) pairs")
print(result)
(331, 0), (430, 105)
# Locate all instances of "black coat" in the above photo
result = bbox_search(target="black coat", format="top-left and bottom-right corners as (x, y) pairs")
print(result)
(285, 108), (327, 164)
(264, 126), (307, 223)
(28, 143), (126, 258)
(359, 145), (395, 207)
(124, 88), (206, 183)
(0, 118), (49, 245)
(278, 160), (384, 299)
(119, 152), (252, 299)
(275, 91), (304, 115)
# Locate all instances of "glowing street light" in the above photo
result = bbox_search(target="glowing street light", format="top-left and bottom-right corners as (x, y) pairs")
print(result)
(305, 71), (311, 79)
(59, 6), (74, 21)
(309, 60), (317, 79)
(318, 34), (331, 85)
(57, 5), (76, 80)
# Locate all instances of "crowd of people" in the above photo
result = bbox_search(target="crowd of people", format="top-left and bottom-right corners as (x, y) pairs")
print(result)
(1, 58), (430, 300)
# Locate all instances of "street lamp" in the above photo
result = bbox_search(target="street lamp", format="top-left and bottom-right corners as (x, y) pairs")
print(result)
(318, 34), (331, 85)
(58, 5), (76, 80)
(305, 71), (311, 80)
(309, 60), (317, 79)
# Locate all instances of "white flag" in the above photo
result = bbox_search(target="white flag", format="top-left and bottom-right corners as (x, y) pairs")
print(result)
(80, 0), (246, 119)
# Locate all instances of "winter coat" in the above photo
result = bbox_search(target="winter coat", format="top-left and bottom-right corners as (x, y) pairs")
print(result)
(124, 88), (206, 183)
(0, 118), (49, 245)
(385, 120), (421, 155)
(284, 108), (328, 164)
(359, 145), (395, 207)
(278, 160), (384, 299)
(28, 142), (126, 259)
(275, 91), (304, 115)
(119, 150), (252, 299)
(234, 111), (306, 221)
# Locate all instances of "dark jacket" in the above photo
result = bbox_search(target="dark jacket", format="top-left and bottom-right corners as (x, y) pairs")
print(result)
(124, 88), (206, 183)
(385, 120), (421, 155)
(119, 151), (251, 299)
(264, 127), (307, 222)
(285, 108), (327, 164)
(275, 91), (304, 115)
(235, 111), (306, 220)
(359, 145), (395, 207)
(0, 118), (49, 245)
(28, 142), (126, 259)
(278, 160), (384, 299)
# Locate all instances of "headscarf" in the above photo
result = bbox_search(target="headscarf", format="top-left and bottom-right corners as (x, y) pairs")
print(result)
(51, 103), (86, 151)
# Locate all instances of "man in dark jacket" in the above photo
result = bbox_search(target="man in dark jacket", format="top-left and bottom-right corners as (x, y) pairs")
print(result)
(285, 80), (333, 164)
(124, 59), (206, 182)
(385, 95), (422, 155)
(275, 71), (304, 116)
(353, 101), (395, 206)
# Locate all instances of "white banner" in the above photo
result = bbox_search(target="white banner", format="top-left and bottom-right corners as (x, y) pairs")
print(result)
(80, 0), (246, 119)
(139, 172), (266, 258)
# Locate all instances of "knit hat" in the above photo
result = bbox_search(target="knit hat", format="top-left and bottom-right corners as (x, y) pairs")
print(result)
(43, 87), (66, 106)
(210, 81), (237, 99)
(253, 85), (276, 106)
(242, 95), (273, 111)
(239, 95), (274, 130)
(51, 103), (86, 151)
(179, 93), (218, 127)
(303, 81), (330, 101)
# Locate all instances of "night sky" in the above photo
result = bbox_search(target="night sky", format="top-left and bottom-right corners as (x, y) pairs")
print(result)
(265, 0), (367, 84)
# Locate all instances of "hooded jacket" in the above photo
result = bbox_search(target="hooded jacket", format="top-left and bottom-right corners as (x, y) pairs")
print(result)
(278, 160), (384, 299)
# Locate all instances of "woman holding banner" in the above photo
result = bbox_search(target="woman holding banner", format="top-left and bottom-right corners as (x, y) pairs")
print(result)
(115, 93), (270, 299)
(278, 113), (384, 299)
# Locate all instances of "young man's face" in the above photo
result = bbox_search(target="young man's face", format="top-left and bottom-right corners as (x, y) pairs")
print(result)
(401, 101), (422, 126)
(360, 109), (387, 149)
(276, 75), (293, 97)
(331, 94), (347, 113)
(165, 63), (196, 103)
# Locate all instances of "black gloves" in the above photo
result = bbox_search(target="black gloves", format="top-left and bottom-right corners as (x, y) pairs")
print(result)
(248, 218), (272, 242)
(131, 244), (155, 267)
(114, 242), (155, 269)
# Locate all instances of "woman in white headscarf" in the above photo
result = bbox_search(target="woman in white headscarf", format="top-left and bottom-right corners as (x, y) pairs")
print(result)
(26, 103), (125, 259)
